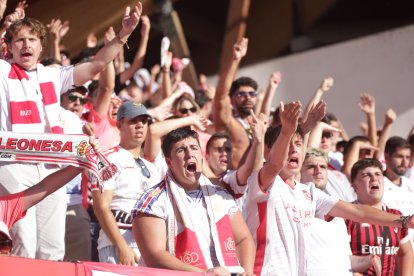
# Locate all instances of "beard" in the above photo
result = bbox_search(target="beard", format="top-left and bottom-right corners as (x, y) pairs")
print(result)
(236, 105), (253, 117)
(390, 163), (407, 176)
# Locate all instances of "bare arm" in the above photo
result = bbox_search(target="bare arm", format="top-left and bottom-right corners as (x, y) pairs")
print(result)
(328, 201), (414, 228)
(397, 240), (414, 276)
(92, 189), (138, 265)
(143, 115), (208, 161)
(236, 112), (266, 185)
(302, 77), (333, 123)
(359, 93), (378, 147)
(73, 3), (142, 86)
(259, 72), (281, 118)
(119, 15), (150, 84)
(259, 101), (302, 191)
(342, 141), (378, 181)
(133, 214), (205, 272)
(374, 108), (396, 160)
(230, 210), (255, 275)
(23, 166), (81, 211)
(213, 38), (248, 131)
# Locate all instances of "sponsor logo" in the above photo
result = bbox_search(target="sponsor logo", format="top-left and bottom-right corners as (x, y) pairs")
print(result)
(0, 152), (15, 160)
(224, 237), (236, 251)
(180, 251), (199, 264)
(302, 190), (312, 201)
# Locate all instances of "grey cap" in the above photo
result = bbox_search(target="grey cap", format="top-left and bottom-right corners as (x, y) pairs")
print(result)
(117, 101), (151, 121)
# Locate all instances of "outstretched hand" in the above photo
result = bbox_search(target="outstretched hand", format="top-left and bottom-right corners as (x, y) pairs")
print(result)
(280, 101), (302, 136)
(359, 93), (375, 115)
(269, 71), (282, 88)
(119, 2), (142, 37)
(384, 108), (396, 125)
(319, 77), (334, 92)
(301, 100), (327, 134)
(233, 37), (248, 61)
(250, 110), (268, 144)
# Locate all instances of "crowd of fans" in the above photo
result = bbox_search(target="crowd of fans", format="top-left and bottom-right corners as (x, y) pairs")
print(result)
(1, 1), (414, 275)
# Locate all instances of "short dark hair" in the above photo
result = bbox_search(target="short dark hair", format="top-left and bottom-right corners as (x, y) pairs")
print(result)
(385, 136), (410, 156)
(162, 128), (200, 158)
(194, 89), (211, 108)
(351, 158), (383, 183)
(40, 57), (62, 67)
(229, 77), (258, 98)
(5, 18), (47, 49)
(265, 125), (304, 149)
(206, 132), (231, 154)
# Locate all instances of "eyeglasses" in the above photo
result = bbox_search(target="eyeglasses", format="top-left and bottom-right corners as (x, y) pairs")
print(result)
(236, 91), (257, 98)
(68, 94), (88, 105)
(322, 132), (333, 139)
(0, 239), (12, 255)
(135, 158), (151, 178)
(179, 107), (197, 114)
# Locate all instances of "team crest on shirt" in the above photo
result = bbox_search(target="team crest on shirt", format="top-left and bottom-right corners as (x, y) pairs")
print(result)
(302, 190), (312, 201)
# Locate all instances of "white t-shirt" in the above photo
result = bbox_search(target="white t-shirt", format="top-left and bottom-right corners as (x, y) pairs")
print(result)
(382, 176), (414, 248)
(326, 170), (356, 202)
(306, 217), (352, 276)
(97, 146), (162, 250)
(245, 173), (338, 276)
(134, 182), (238, 269)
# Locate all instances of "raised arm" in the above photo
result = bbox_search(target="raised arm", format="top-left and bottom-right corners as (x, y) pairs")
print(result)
(236, 111), (267, 185)
(47, 18), (70, 62)
(73, 2), (142, 85)
(342, 140), (378, 181)
(259, 101), (302, 191)
(213, 38), (248, 131)
(359, 93), (378, 147)
(374, 108), (396, 160)
(143, 115), (208, 161)
(302, 77), (333, 123)
(118, 15), (150, 84)
(259, 72), (281, 118)
(0, 0), (7, 20)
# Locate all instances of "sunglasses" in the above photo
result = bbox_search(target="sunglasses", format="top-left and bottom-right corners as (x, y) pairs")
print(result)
(68, 94), (88, 105)
(236, 91), (257, 98)
(0, 239), (12, 255)
(179, 107), (197, 114)
(322, 132), (333, 139)
(135, 158), (151, 179)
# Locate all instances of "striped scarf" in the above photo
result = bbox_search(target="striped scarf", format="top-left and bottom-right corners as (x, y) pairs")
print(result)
(7, 63), (63, 133)
(0, 131), (117, 191)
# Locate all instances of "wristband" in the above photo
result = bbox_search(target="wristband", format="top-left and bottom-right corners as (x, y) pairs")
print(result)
(400, 214), (412, 229)
(116, 34), (129, 49)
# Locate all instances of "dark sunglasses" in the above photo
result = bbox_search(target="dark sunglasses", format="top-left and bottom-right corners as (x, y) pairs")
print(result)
(322, 132), (333, 139)
(68, 94), (88, 105)
(0, 239), (12, 254)
(135, 158), (151, 179)
(236, 91), (257, 98)
(179, 107), (197, 114)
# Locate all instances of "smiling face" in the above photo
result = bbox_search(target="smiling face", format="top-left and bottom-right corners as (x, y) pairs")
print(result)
(167, 137), (202, 189)
(206, 138), (232, 176)
(301, 155), (328, 190)
(9, 27), (43, 70)
(353, 166), (384, 206)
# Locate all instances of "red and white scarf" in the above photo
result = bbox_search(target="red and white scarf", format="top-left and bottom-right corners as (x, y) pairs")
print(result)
(165, 171), (242, 272)
(7, 63), (63, 133)
(0, 131), (117, 191)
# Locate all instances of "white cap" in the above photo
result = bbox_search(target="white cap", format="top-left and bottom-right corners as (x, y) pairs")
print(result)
(0, 221), (11, 240)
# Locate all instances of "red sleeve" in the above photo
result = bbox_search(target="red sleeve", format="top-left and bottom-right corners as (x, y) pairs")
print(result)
(0, 191), (26, 229)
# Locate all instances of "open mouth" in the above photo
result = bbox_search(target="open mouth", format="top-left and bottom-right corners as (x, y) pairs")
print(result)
(288, 157), (299, 167)
(370, 184), (380, 191)
(21, 53), (32, 58)
(186, 162), (197, 173)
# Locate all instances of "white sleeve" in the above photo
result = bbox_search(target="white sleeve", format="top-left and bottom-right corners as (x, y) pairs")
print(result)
(246, 171), (272, 204)
(58, 65), (75, 94)
(221, 170), (248, 196)
(313, 184), (339, 219)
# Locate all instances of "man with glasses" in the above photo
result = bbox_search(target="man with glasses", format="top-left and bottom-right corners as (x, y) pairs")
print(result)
(91, 101), (161, 266)
(213, 38), (259, 169)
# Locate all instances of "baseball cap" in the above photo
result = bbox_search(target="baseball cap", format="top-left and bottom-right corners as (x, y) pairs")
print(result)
(0, 221), (11, 240)
(116, 101), (151, 121)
